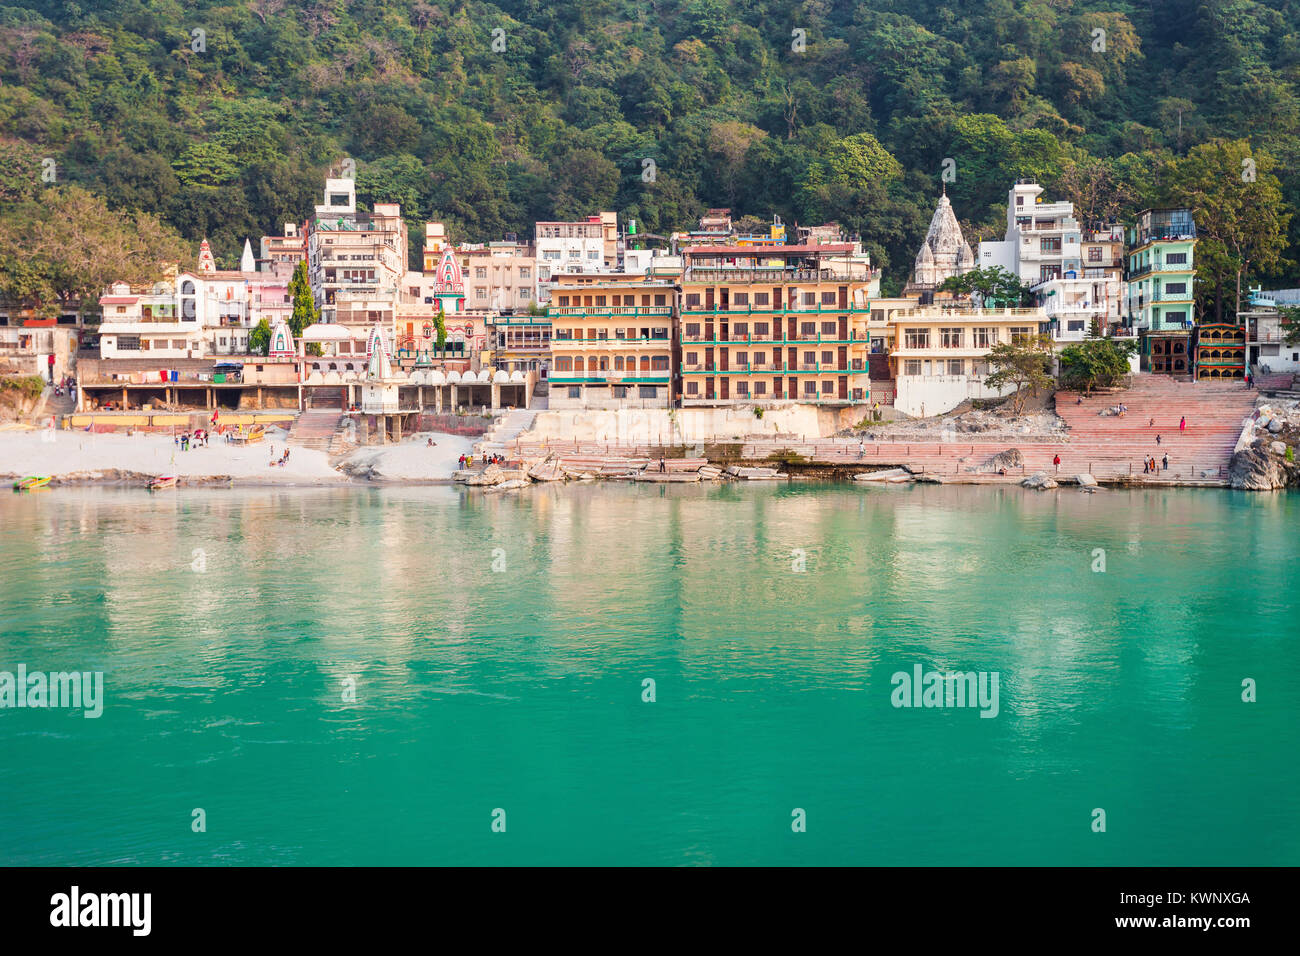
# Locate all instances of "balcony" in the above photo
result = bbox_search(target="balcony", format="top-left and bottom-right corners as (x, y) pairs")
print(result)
(682, 267), (875, 283)
(679, 303), (869, 316)
(551, 336), (671, 348)
(548, 306), (672, 317)
(677, 331), (868, 345)
(1128, 261), (1193, 278)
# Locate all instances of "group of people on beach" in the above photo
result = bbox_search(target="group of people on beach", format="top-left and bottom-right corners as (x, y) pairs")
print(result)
(175, 429), (209, 450)
(268, 445), (291, 468)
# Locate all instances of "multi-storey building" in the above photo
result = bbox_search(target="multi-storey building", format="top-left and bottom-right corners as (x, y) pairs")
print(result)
(677, 243), (877, 407)
(887, 305), (1051, 417)
(259, 223), (307, 271)
(458, 239), (539, 313)
(307, 178), (406, 333)
(1124, 208), (1197, 374)
(979, 182), (1125, 342)
(534, 213), (618, 303)
(1241, 288), (1300, 374)
(548, 275), (674, 408)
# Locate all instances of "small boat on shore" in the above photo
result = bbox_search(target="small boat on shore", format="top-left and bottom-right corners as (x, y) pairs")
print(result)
(12, 476), (51, 491)
(148, 475), (178, 491)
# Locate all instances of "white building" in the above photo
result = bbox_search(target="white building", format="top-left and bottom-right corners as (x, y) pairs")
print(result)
(534, 213), (619, 303)
(978, 182), (1125, 342)
(307, 178), (407, 330)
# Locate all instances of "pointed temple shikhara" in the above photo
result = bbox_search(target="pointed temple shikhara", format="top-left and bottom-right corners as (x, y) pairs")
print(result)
(905, 191), (976, 298)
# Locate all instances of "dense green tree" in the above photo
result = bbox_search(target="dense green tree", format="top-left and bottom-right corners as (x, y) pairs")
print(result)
(1058, 339), (1138, 393)
(287, 261), (318, 337)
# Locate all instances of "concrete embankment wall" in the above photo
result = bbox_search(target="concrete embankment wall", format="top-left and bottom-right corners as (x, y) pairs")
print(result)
(521, 405), (864, 444)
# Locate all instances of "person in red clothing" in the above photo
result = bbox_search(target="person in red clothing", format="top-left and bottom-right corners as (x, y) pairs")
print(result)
(1053, 453), (1061, 474)
(1180, 416), (1187, 431)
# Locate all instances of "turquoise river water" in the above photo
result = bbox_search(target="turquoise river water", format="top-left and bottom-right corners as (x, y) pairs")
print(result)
(0, 483), (1296, 866)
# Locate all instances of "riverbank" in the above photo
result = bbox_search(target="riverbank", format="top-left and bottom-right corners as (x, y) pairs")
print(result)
(0, 428), (476, 487)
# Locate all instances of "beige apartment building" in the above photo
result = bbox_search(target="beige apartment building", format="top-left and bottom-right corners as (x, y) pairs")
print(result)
(888, 305), (1049, 416)
(307, 178), (406, 332)
(548, 275), (674, 409)
(458, 240), (539, 313)
(676, 244), (878, 406)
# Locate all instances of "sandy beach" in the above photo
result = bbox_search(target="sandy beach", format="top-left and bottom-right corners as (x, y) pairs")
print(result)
(0, 427), (477, 486)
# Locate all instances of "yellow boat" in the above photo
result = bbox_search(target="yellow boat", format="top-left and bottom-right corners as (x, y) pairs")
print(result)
(12, 476), (51, 491)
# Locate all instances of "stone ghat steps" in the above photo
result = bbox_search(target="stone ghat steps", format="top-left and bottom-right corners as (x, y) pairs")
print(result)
(287, 411), (344, 451)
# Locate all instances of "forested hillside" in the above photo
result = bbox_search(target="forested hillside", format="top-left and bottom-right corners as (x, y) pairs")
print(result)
(2, 0), (1299, 305)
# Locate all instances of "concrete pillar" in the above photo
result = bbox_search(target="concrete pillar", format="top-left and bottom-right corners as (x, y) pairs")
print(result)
(394, 416), (402, 443)
(418, 385), (424, 410)
(491, 383), (501, 410)
(122, 387), (127, 408)
(450, 385), (458, 412)
(435, 387), (443, 414)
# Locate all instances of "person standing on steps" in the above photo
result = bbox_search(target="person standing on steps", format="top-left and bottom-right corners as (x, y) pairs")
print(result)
(1180, 416), (1187, 432)
(1162, 453), (1169, 472)
(1053, 453), (1061, 474)
(1156, 434), (1162, 445)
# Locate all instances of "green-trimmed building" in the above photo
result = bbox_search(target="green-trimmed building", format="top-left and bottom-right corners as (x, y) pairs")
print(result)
(1125, 208), (1197, 375)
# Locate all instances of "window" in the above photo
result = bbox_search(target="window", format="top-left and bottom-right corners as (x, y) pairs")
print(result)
(568, 387), (580, 398)
(476, 288), (488, 299)
(475, 268), (487, 279)
(821, 380), (833, 393)
(973, 327), (995, 348)
(754, 381), (766, 396)
(803, 351), (815, 366)
(543, 250), (561, 261)
(686, 294), (701, 307)
(614, 356), (625, 371)
(904, 359), (922, 376)
(821, 321), (836, 335)
(802, 292), (816, 306)
(117, 335), (141, 350)
(947, 359), (964, 375)
(519, 267), (531, 279)
(651, 356), (669, 370)
(734, 293), (749, 306)
(1016, 195), (1024, 207)
(734, 322), (748, 336)
(821, 292), (835, 305)
(754, 322), (769, 335)
(554, 357), (572, 371)
(1041, 237), (1061, 252)
(652, 327), (668, 339)
(803, 381), (817, 394)
(1166, 252), (1188, 264)
(821, 351), (833, 364)
(736, 381), (750, 396)
(685, 323), (701, 337)
(1009, 326), (1033, 343)
(638, 386), (658, 398)
(685, 351), (698, 365)
(754, 352), (766, 367)
(801, 322), (816, 335)
(736, 352), (748, 366)
(904, 328), (930, 349)
(1067, 320), (1085, 332)
(1165, 282), (1187, 295)
(686, 381), (699, 395)
(940, 327), (963, 348)
(1088, 247), (1102, 262)
(754, 293), (769, 306)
